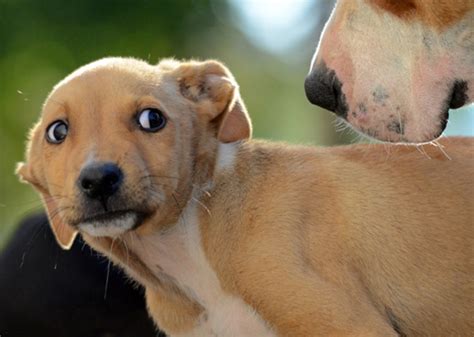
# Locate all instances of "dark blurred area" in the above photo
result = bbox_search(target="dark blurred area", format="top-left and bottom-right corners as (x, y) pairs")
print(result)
(0, 212), (161, 337)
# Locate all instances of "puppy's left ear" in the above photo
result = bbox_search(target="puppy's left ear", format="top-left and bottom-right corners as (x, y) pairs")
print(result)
(174, 60), (252, 143)
(16, 162), (78, 250)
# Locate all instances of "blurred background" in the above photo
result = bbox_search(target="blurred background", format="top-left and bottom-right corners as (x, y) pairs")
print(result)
(0, 0), (472, 248)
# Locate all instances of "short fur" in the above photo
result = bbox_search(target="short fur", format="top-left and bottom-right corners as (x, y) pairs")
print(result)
(18, 57), (473, 336)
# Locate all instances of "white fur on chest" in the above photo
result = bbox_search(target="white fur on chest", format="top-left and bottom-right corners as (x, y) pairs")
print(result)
(130, 203), (275, 337)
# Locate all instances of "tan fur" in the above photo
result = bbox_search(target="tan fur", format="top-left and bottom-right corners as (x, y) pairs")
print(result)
(18, 58), (473, 336)
(369, 0), (473, 30)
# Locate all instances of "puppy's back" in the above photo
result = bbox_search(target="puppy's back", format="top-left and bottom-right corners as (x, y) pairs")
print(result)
(212, 137), (473, 337)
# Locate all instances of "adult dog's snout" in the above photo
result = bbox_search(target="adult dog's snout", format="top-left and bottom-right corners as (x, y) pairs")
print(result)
(78, 162), (124, 201)
(304, 62), (348, 119)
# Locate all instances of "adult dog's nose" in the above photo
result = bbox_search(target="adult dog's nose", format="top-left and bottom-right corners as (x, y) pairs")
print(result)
(78, 162), (123, 200)
(304, 62), (348, 119)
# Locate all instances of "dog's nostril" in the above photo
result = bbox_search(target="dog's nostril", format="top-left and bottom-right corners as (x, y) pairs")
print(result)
(81, 178), (94, 191)
(105, 173), (120, 186)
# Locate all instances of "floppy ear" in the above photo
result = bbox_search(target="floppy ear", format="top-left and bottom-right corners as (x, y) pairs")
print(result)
(16, 162), (78, 250)
(174, 60), (252, 143)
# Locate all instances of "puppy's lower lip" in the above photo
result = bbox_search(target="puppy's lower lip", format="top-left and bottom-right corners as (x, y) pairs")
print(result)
(81, 210), (138, 224)
(77, 210), (149, 237)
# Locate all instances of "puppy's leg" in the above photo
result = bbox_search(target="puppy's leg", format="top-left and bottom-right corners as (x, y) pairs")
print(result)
(239, 266), (398, 337)
(146, 287), (214, 337)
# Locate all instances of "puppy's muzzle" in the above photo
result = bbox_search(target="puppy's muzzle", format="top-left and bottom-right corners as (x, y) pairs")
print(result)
(78, 162), (123, 203)
(75, 162), (148, 237)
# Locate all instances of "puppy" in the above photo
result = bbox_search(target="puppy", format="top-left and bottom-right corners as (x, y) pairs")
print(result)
(0, 212), (160, 337)
(18, 57), (473, 337)
(305, 0), (474, 143)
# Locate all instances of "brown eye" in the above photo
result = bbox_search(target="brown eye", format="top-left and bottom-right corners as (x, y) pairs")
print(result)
(46, 120), (68, 144)
(137, 108), (166, 132)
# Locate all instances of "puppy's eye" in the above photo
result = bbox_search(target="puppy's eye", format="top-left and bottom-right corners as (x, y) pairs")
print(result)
(137, 108), (167, 132)
(46, 120), (68, 144)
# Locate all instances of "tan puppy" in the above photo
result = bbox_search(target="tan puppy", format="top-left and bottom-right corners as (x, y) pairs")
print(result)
(305, 0), (474, 143)
(18, 57), (473, 337)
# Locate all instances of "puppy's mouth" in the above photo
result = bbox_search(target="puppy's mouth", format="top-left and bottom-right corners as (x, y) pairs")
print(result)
(76, 209), (150, 237)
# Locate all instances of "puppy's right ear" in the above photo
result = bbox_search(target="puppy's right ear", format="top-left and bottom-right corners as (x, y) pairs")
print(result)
(16, 161), (78, 250)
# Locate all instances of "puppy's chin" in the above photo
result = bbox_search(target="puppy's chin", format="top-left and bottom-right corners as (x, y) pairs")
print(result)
(78, 211), (142, 237)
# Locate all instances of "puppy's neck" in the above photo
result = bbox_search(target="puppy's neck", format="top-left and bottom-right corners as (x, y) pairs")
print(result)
(123, 141), (241, 296)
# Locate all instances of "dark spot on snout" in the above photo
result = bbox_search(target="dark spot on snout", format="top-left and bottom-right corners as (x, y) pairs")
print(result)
(360, 127), (379, 138)
(449, 80), (468, 109)
(387, 119), (405, 135)
(372, 86), (389, 104)
(305, 62), (348, 119)
(422, 34), (433, 50)
(358, 103), (367, 114)
(352, 103), (368, 118)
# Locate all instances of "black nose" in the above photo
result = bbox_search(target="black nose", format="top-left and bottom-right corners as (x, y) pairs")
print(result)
(449, 80), (468, 109)
(304, 62), (348, 119)
(78, 162), (124, 200)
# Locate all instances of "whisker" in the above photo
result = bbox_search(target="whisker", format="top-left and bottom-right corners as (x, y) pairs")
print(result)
(192, 196), (211, 216)
(192, 183), (212, 198)
(127, 231), (136, 247)
(3, 193), (71, 209)
(147, 181), (176, 191)
(104, 260), (111, 300)
(48, 205), (74, 222)
(138, 174), (180, 182)
(431, 139), (452, 160)
(415, 144), (432, 159)
(121, 237), (130, 267)
(105, 238), (118, 300)
(171, 193), (186, 218)
(19, 223), (47, 269)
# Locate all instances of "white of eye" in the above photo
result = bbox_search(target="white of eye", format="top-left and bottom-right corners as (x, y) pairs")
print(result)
(139, 109), (152, 129)
(46, 121), (68, 144)
(137, 108), (166, 132)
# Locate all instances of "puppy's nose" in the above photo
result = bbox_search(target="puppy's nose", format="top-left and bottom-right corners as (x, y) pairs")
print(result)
(304, 62), (348, 118)
(78, 162), (123, 200)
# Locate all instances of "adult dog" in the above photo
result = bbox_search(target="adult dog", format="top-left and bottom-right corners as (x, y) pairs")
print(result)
(18, 57), (473, 336)
(305, 0), (474, 143)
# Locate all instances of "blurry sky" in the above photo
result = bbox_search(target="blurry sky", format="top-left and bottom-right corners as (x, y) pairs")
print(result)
(228, 0), (320, 57)
(0, 0), (472, 246)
